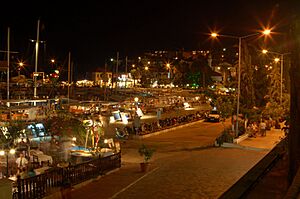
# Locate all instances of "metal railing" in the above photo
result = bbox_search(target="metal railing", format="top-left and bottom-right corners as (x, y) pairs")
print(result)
(14, 152), (121, 199)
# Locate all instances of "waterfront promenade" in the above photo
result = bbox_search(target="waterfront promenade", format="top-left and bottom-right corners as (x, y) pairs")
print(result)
(46, 120), (284, 199)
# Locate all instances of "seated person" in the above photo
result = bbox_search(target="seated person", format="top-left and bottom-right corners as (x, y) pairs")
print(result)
(27, 167), (36, 177)
(19, 168), (28, 179)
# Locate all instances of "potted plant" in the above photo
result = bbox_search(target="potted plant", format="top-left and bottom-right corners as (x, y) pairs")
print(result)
(138, 144), (155, 172)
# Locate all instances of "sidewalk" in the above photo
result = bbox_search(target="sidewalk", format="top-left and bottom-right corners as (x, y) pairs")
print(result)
(241, 128), (289, 199)
(238, 127), (285, 150)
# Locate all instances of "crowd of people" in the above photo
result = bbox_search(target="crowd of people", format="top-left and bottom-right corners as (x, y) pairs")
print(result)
(246, 118), (283, 138)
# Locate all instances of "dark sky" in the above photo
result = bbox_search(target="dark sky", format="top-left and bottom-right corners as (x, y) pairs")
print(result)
(0, 0), (292, 74)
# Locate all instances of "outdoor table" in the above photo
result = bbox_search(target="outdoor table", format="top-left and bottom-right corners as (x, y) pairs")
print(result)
(30, 150), (53, 166)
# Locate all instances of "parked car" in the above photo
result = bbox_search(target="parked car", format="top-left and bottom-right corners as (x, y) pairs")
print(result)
(205, 110), (220, 122)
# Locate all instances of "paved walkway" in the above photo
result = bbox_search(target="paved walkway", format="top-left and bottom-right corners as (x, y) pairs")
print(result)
(239, 128), (284, 150)
(47, 123), (285, 199)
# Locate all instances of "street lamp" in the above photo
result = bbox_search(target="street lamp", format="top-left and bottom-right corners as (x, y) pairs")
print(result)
(50, 59), (55, 68)
(262, 49), (290, 106)
(211, 29), (271, 137)
(166, 63), (171, 79)
(0, 148), (16, 177)
(18, 62), (24, 77)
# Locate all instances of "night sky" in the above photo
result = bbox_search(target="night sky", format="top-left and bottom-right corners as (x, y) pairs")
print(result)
(0, 0), (293, 75)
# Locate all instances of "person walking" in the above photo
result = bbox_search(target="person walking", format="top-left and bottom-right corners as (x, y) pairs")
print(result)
(133, 113), (141, 135)
(260, 120), (267, 137)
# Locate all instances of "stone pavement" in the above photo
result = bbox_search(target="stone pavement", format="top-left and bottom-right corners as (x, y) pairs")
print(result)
(239, 127), (285, 150)
(47, 123), (285, 199)
(221, 127), (285, 151)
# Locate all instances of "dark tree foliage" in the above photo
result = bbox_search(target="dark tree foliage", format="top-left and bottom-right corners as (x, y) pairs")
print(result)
(43, 115), (86, 145)
(253, 63), (269, 107)
(240, 41), (255, 109)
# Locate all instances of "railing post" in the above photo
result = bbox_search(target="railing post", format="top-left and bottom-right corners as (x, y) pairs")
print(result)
(17, 175), (21, 199)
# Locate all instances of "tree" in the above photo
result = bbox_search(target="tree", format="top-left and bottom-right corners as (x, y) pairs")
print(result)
(0, 121), (27, 148)
(43, 116), (86, 145)
(130, 67), (141, 87)
(268, 64), (281, 103)
(190, 57), (213, 88)
(218, 62), (233, 85)
(215, 95), (235, 119)
(253, 66), (269, 107)
(240, 40), (255, 110)
(263, 64), (286, 120)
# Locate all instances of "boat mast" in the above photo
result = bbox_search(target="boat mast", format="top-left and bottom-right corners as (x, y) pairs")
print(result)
(34, 19), (40, 100)
(7, 27), (10, 100)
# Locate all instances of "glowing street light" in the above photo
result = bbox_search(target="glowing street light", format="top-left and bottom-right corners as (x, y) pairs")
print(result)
(263, 29), (271, 35)
(210, 29), (271, 137)
(0, 148), (16, 177)
(18, 62), (24, 77)
(274, 57), (280, 63)
(211, 32), (218, 37)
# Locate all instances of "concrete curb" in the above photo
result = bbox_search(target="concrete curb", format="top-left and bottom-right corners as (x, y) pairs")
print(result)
(219, 142), (270, 151)
(133, 119), (205, 139)
(233, 133), (249, 144)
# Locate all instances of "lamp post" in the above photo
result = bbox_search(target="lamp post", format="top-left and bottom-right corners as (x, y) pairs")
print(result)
(51, 59), (55, 69)
(18, 62), (24, 78)
(211, 29), (271, 137)
(134, 97), (139, 107)
(262, 49), (290, 106)
(166, 63), (171, 79)
(34, 19), (40, 99)
(0, 148), (16, 177)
